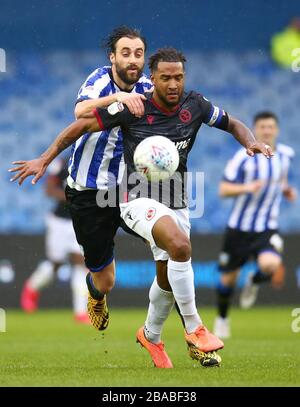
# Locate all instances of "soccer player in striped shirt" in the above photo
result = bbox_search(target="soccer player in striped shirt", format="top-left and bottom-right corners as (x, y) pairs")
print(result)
(214, 112), (297, 339)
(65, 26), (152, 330)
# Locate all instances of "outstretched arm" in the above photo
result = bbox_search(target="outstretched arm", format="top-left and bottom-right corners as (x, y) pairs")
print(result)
(219, 179), (265, 197)
(227, 115), (273, 158)
(9, 115), (99, 185)
(200, 95), (273, 157)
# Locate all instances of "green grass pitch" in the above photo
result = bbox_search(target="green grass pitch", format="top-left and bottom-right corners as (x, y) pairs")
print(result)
(0, 307), (299, 387)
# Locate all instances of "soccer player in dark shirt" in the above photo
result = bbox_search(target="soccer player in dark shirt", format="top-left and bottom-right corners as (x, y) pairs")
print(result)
(10, 48), (272, 368)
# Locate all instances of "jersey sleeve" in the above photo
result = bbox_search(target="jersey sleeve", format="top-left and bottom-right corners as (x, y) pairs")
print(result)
(278, 144), (295, 181)
(223, 150), (247, 183)
(93, 103), (135, 131)
(283, 151), (295, 182)
(76, 69), (110, 104)
(196, 94), (229, 130)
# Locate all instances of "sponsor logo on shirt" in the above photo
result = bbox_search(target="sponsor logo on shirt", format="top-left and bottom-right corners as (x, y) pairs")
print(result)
(145, 207), (156, 221)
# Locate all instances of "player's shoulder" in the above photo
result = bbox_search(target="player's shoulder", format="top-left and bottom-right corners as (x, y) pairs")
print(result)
(186, 90), (202, 100)
(84, 66), (112, 85)
(277, 143), (295, 158)
(187, 90), (209, 102)
(137, 73), (152, 88)
(184, 91), (213, 112)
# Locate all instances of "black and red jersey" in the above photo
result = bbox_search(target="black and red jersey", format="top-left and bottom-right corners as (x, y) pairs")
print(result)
(94, 91), (228, 208)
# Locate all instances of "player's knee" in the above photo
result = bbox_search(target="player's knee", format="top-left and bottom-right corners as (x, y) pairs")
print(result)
(168, 234), (191, 261)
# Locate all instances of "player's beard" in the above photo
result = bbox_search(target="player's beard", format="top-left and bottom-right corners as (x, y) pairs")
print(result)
(115, 62), (143, 85)
(156, 87), (183, 108)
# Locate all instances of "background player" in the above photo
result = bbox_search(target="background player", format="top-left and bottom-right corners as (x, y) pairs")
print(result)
(9, 48), (273, 368)
(214, 111), (297, 339)
(21, 157), (90, 323)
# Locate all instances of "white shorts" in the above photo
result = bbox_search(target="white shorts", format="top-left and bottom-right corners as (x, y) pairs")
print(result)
(120, 198), (190, 261)
(45, 214), (81, 263)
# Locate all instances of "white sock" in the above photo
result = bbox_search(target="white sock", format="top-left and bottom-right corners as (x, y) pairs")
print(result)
(71, 265), (88, 315)
(167, 258), (202, 334)
(144, 277), (175, 344)
(27, 260), (55, 291)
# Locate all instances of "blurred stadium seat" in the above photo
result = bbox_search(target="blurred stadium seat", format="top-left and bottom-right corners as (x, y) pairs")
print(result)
(0, 51), (299, 233)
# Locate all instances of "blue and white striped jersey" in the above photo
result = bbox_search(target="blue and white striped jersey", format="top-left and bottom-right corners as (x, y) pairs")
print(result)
(223, 143), (295, 232)
(67, 66), (152, 190)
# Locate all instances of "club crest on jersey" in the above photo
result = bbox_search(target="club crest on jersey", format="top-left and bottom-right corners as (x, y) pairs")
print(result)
(179, 109), (192, 123)
(147, 115), (154, 125)
(145, 207), (156, 221)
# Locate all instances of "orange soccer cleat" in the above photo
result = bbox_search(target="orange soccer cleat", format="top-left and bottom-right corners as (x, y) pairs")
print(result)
(185, 325), (224, 367)
(20, 283), (40, 313)
(136, 326), (173, 369)
(185, 325), (224, 352)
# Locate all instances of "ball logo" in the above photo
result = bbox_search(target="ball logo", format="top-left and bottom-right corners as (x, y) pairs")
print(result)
(145, 207), (156, 221)
(179, 109), (192, 123)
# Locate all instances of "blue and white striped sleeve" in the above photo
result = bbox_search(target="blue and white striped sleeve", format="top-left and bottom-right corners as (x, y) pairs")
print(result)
(277, 143), (295, 181)
(223, 150), (247, 183)
(76, 68), (111, 104)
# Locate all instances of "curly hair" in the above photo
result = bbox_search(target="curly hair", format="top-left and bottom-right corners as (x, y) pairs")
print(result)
(148, 48), (186, 72)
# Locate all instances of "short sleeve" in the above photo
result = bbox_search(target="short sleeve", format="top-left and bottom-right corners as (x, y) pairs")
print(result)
(196, 94), (229, 130)
(76, 68), (111, 104)
(223, 150), (247, 183)
(93, 103), (135, 131)
(277, 144), (295, 180)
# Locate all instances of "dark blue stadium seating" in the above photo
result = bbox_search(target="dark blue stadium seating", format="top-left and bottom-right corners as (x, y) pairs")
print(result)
(0, 51), (299, 233)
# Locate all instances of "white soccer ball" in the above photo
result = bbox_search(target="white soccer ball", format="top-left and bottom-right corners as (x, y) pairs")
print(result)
(133, 136), (179, 182)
